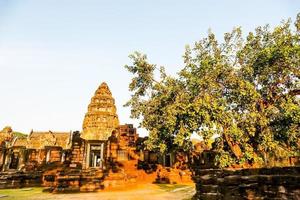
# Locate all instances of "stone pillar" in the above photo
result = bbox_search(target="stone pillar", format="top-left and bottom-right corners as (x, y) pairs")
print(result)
(0, 149), (4, 166)
(3, 149), (12, 171)
(37, 149), (41, 164)
(85, 142), (90, 169)
(107, 141), (110, 160)
(18, 148), (26, 170)
(61, 151), (65, 163)
(0, 149), (6, 171)
(100, 143), (104, 169)
(46, 149), (51, 163)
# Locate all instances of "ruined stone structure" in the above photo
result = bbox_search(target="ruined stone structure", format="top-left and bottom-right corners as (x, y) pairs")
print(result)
(0, 82), (192, 191)
(0, 129), (73, 171)
(81, 82), (119, 169)
(0, 83), (137, 172)
(193, 166), (300, 200)
(191, 151), (300, 200)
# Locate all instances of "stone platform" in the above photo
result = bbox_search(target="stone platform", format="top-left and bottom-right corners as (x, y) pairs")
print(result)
(0, 171), (42, 189)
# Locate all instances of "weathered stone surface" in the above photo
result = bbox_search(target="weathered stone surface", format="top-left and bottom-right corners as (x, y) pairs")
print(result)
(26, 131), (72, 150)
(0, 171), (42, 189)
(198, 174), (218, 185)
(198, 192), (221, 200)
(199, 185), (219, 193)
(193, 167), (300, 200)
(81, 82), (119, 141)
(223, 175), (241, 186)
(0, 126), (13, 147)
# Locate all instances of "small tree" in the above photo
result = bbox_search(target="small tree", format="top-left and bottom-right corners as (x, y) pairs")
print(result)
(125, 15), (300, 167)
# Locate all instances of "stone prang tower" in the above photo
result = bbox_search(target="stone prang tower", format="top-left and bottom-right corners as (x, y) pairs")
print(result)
(81, 82), (119, 141)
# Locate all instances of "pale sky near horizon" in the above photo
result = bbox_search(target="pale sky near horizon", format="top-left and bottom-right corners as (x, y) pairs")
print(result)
(0, 0), (299, 136)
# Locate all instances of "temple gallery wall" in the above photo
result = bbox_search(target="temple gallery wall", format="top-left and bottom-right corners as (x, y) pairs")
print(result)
(0, 82), (137, 171)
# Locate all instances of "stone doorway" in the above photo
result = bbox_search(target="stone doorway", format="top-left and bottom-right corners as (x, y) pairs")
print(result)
(90, 150), (101, 167)
(9, 152), (19, 169)
(87, 143), (105, 168)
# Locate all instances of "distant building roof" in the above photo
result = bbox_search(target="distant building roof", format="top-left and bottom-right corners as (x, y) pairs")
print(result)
(23, 131), (72, 150)
(12, 137), (27, 147)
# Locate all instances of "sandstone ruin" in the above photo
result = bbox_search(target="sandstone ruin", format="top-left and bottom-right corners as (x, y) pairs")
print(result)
(0, 82), (191, 192)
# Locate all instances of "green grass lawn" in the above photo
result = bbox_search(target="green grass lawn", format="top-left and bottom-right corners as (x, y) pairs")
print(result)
(0, 184), (195, 200)
(156, 184), (190, 192)
(156, 184), (195, 200)
(0, 188), (51, 200)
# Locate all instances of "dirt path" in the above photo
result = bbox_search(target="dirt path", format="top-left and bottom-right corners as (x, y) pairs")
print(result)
(29, 184), (195, 200)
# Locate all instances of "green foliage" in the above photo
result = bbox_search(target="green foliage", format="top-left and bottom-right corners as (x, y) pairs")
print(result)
(215, 151), (236, 168)
(125, 14), (300, 167)
(12, 132), (27, 138)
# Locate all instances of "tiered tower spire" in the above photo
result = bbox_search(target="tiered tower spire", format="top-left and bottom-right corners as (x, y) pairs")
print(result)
(81, 82), (119, 140)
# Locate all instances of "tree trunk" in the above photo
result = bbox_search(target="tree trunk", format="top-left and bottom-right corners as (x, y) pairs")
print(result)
(223, 129), (243, 159)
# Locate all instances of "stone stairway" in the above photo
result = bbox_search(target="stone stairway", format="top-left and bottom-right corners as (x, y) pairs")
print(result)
(49, 168), (105, 193)
(46, 163), (149, 193)
(79, 168), (105, 192)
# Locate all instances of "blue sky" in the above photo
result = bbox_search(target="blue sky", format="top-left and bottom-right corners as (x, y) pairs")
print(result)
(0, 0), (299, 136)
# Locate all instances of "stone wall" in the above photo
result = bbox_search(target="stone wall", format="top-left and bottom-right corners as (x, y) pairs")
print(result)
(70, 132), (85, 168)
(48, 147), (62, 163)
(0, 171), (42, 189)
(193, 166), (300, 200)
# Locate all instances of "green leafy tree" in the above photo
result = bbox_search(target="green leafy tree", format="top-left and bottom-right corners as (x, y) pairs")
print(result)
(125, 15), (300, 167)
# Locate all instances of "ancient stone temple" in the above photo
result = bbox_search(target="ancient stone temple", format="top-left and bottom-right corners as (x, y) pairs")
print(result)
(81, 82), (120, 169)
(0, 81), (193, 191)
(0, 82), (139, 173)
(0, 130), (73, 171)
